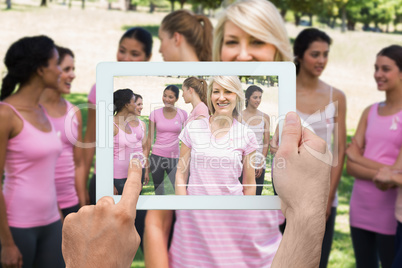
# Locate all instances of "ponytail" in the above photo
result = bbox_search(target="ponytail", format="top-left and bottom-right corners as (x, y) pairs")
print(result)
(183, 76), (208, 106)
(0, 74), (18, 100)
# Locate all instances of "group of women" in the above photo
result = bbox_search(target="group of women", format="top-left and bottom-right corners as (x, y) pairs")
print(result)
(0, 0), (401, 267)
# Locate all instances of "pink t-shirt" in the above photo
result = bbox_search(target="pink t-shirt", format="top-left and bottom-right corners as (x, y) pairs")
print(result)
(170, 117), (281, 267)
(179, 117), (257, 195)
(46, 101), (79, 209)
(113, 122), (143, 179)
(1, 102), (62, 228)
(149, 107), (188, 158)
(185, 102), (209, 125)
(88, 84), (96, 104)
(350, 103), (402, 234)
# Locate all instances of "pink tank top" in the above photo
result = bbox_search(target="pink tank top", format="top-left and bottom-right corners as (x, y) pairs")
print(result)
(46, 100), (79, 209)
(298, 87), (338, 207)
(1, 102), (62, 228)
(350, 103), (402, 234)
(113, 122), (141, 179)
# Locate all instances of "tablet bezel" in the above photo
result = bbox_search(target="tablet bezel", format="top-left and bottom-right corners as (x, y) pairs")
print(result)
(96, 62), (295, 209)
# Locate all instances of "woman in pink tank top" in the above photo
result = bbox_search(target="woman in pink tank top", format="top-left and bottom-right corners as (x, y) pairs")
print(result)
(83, 27), (153, 205)
(0, 36), (64, 267)
(40, 46), (87, 217)
(292, 28), (347, 268)
(346, 45), (402, 268)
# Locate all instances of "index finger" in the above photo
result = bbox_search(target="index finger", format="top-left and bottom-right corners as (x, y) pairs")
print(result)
(118, 158), (142, 217)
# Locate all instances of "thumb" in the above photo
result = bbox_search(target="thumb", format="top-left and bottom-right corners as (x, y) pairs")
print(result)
(278, 112), (302, 156)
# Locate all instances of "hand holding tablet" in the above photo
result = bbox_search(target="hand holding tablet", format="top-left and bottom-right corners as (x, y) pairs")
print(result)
(62, 159), (142, 268)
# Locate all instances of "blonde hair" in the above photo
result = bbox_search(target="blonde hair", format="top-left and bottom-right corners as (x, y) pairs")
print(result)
(207, 76), (244, 117)
(161, 10), (213, 61)
(213, 0), (292, 61)
(183, 76), (208, 106)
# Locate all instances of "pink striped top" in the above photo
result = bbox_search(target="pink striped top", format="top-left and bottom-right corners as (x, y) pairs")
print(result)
(46, 100), (79, 209)
(350, 103), (402, 234)
(179, 117), (257, 195)
(169, 210), (282, 267)
(169, 117), (282, 267)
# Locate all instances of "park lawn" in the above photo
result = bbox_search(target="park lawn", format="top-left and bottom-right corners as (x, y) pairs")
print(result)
(66, 93), (356, 268)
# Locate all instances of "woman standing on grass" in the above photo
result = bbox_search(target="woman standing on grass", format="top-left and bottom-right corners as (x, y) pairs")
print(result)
(346, 45), (402, 268)
(0, 35), (64, 268)
(293, 28), (347, 268)
(128, 93), (149, 185)
(147, 85), (188, 195)
(241, 85), (270, 195)
(83, 26), (153, 204)
(40, 46), (87, 216)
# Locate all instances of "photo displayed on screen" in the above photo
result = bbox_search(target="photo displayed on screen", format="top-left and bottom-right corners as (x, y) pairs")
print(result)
(112, 75), (279, 196)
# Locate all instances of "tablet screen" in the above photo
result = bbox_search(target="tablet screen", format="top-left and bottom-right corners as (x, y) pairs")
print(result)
(97, 62), (295, 209)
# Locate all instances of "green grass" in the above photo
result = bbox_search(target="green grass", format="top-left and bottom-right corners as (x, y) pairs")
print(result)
(67, 93), (357, 267)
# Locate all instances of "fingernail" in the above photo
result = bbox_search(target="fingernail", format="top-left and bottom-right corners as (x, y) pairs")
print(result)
(285, 112), (298, 125)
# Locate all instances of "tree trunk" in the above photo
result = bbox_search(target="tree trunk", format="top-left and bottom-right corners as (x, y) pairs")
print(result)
(294, 13), (301, 26)
(149, 2), (155, 13)
(308, 13), (313, 26)
(170, 0), (174, 12)
(40, 0), (46, 7)
(81, 0), (85, 9)
(280, 9), (287, 20)
(179, 0), (185, 9)
(341, 6), (346, 32)
(6, 0), (11, 9)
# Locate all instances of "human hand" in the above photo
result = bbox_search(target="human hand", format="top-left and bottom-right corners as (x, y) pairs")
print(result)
(255, 168), (263, 178)
(144, 169), (150, 185)
(1, 244), (23, 268)
(62, 159), (142, 268)
(269, 125), (279, 154)
(346, 138), (363, 162)
(373, 167), (395, 190)
(273, 112), (331, 220)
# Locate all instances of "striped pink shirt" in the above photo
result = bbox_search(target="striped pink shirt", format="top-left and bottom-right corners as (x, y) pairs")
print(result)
(179, 117), (257, 195)
(169, 117), (282, 267)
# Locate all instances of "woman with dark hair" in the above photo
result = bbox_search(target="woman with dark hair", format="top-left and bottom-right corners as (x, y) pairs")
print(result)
(40, 46), (87, 217)
(113, 89), (147, 193)
(182, 76), (209, 123)
(146, 85), (188, 195)
(84, 26), (153, 205)
(241, 85), (270, 195)
(347, 45), (402, 268)
(159, 10), (213, 61)
(293, 28), (347, 268)
(0, 35), (64, 267)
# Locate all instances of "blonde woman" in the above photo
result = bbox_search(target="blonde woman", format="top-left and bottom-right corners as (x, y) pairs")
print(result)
(175, 76), (256, 196)
(213, 0), (292, 62)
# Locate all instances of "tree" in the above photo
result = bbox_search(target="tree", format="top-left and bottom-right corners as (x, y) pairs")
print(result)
(6, 0), (11, 9)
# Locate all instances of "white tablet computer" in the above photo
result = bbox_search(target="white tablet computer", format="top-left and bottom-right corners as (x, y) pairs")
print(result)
(96, 62), (295, 209)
